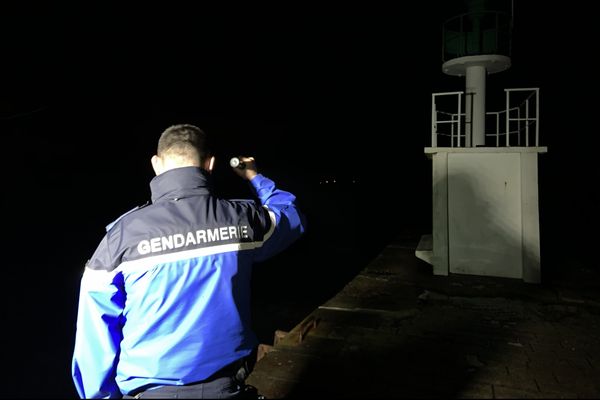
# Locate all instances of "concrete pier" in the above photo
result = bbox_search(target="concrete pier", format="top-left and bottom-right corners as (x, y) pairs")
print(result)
(246, 236), (600, 398)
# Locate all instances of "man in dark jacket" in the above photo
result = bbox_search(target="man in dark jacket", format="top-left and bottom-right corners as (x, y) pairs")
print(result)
(72, 124), (306, 398)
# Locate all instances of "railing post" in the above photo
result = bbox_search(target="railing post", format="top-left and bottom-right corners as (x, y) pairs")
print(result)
(517, 107), (521, 146)
(496, 113), (500, 147)
(457, 92), (462, 147)
(451, 114), (455, 147)
(505, 89), (510, 147)
(535, 88), (540, 146)
(525, 98), (530, 147)
(431, 94), (437, 147)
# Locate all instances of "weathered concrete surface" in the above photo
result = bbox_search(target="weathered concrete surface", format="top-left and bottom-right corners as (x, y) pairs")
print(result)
(246, 236), (600, 398)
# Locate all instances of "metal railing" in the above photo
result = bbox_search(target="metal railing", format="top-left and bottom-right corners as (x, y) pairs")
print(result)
(442, 10), (512, 63)
(431, 88), (540, 148)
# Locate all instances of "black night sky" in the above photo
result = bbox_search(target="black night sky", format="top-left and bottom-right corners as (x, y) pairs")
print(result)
(2, 3), (597, 398)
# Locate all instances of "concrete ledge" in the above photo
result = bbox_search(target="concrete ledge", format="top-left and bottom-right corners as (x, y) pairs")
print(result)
(415, 234), (434, 266)
(425, 146), (548, 154)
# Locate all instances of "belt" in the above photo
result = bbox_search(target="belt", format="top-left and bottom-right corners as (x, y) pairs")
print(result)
(127, 350), (257, 398)
(127, 377), (241, 399)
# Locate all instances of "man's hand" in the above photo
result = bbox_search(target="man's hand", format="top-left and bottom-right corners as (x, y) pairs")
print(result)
(231, 156), (258, 181)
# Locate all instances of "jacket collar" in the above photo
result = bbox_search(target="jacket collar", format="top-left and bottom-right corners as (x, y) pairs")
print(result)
(150, 166), (212, 203)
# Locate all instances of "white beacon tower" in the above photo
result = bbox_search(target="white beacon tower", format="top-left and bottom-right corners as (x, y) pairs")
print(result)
(416, 0), (547, 283)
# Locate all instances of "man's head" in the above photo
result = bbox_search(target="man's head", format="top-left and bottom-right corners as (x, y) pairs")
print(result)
(151, 124), (215, 176)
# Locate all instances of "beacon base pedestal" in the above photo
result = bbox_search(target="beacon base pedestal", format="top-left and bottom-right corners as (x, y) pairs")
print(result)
(417, 147), (547, 284)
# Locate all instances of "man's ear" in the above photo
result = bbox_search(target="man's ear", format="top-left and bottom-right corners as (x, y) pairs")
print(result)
(151, 155), (163, 176)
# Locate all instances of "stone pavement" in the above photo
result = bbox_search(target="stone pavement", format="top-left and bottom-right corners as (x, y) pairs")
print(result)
(246, 236), (600, 398)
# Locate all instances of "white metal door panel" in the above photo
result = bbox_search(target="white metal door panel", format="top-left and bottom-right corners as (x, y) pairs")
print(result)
(448, 152), (522, 278)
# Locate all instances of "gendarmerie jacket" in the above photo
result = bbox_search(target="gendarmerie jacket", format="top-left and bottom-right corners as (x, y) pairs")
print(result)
(72, 167), (306, 398)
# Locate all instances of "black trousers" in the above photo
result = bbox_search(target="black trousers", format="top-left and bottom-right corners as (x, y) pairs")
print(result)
(123, 351), (258, 399)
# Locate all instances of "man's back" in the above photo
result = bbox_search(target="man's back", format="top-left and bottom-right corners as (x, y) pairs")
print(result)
(73, 165), (306, 398)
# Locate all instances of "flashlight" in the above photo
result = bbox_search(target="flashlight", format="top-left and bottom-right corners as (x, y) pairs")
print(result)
(229, 157), (246, 169)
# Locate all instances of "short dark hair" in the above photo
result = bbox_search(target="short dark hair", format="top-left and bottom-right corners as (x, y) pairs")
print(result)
(157, 124), (210, 163)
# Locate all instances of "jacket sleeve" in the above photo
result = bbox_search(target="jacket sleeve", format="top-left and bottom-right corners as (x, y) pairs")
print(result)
(249, 174), (307, 262)
(72, 234), (126, 399)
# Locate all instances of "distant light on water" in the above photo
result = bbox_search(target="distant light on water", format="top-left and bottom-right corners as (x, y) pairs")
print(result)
(318, 176), (358, 185)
